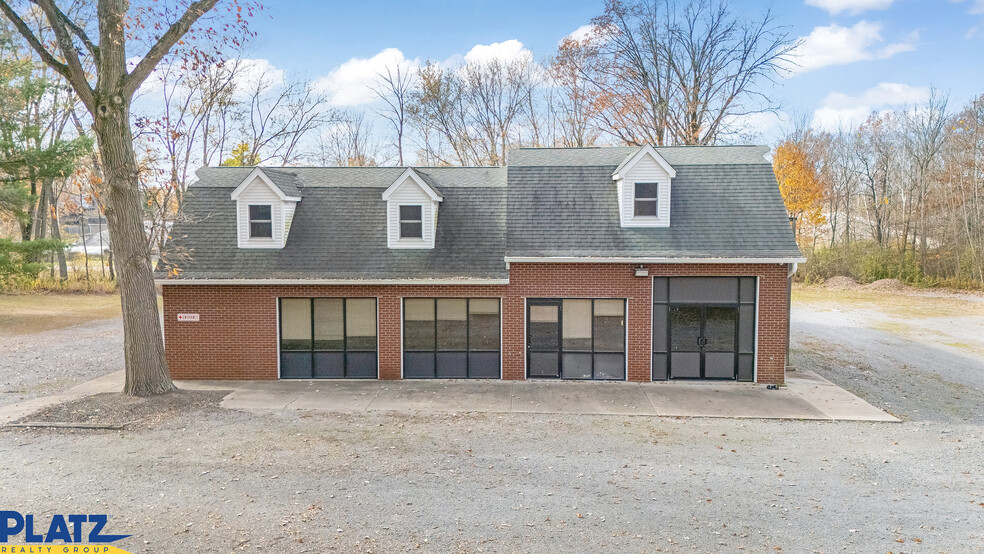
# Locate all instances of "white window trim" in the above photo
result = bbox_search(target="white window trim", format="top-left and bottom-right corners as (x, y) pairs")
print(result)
(632, 182), (660, 219)
(398, 204), (424, 240)
(247, 204), (274, 239)
(383, 168), (442, 249)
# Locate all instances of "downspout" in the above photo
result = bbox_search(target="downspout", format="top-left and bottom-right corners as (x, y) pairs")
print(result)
(786, 215), (798, 372)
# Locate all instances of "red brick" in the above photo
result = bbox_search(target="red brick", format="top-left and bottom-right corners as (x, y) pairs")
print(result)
(161, 263), (790, 384)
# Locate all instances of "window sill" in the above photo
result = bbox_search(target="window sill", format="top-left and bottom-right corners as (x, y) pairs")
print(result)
(389, 239), (432, 249)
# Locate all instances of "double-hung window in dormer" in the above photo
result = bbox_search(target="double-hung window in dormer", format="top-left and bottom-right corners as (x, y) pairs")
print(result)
(633, 183), (659, 217)
(399, 205), (423, 239)
(249, 205), (273, 238)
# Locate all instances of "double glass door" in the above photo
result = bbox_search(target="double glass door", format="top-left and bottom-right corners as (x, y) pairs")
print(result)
(669, 305), (737, 379)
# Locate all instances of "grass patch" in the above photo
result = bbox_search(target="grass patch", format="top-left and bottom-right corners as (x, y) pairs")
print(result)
(944, 342), (974, 351)
(792, 285), (984, 318)
(0, 293), (121, 335)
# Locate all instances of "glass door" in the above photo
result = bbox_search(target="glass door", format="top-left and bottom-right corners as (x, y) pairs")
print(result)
(669, 305), (702, 378)
(527, 300), (561, 378)
(703, 307), (737, 379)
(669, 305), (737, 380)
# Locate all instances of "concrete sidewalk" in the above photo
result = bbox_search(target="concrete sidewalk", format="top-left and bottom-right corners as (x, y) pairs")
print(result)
(0, 369), (899, 423)
(174, 369), (899, 422)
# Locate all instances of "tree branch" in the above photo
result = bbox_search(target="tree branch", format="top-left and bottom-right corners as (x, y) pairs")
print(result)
(38, 0), (99, 62)
(33, 0), (95, 111)
(0, 0), (71, 79)
(124, 0), (220, 98)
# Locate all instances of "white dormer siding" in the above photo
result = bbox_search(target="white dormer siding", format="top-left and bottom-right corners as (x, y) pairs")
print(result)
(613, 145), (676, 228)
(382, 169), (443, 249)
(231, 168), (301, 249)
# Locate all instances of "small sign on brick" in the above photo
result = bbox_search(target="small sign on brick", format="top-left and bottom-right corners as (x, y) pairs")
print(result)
(177, 313), (200, 322)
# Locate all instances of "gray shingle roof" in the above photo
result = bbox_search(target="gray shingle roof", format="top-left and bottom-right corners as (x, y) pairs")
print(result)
(509, 145), (770, 167)
(260, 168), (302, 198)
(195, 166), (505, 189)
(159, 147), (799, 281)
(162, 184), (506, 281)
(505, 164), (801, 259)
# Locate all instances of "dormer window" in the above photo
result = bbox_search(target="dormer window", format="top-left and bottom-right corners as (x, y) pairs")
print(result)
(399, 205), (423, 239)
(633, 183), (659, 217)
(612, 145), (676, 228)
(249, 205), (273, 238)
(382, 168), (443, 249)
(231, 167), (302, 249)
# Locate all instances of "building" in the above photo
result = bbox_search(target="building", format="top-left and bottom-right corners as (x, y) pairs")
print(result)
(156, 145), (803, 383)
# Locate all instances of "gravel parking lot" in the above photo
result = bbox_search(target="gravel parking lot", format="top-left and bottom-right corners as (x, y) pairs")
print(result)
(1, 288), (983, 552)
(0, 317), (123, 408)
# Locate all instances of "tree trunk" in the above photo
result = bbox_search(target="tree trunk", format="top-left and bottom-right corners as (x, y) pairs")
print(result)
(47, 178), (68, 280)
(93, 99), (173, 396)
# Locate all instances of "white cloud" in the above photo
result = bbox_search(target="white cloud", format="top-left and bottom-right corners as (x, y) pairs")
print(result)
(312, 48), (419, 107)
(129, 56), (285, 101)
(811, 82), (930, 130)
(786, 21), (916, 75)
(232, 58), (285, 95)
(805, 0), (895, 15)
(952, 0), (984, 14)
(463, 39), (532, 65)
(561, 25), (596, 45)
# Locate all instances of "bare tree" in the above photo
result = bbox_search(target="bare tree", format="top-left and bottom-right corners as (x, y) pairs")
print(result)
(313, 111), (379, 167)
(551, 36), (602, 147)
(410, 62), (474, 165)
(463, 55), (542, 165)
(901, 89), (949, 269)
(369, 61), (416, 165)
(409, 56), (544, 166)
(239, 71), (334, 165)
(576, 0), (795, 145)
(0, 0), (239, 395)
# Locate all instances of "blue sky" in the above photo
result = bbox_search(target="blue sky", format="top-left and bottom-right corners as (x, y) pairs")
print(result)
(222, 0), (984, 140)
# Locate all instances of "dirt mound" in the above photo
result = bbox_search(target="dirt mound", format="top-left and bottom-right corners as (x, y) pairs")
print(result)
(824, 276), (860, 290)
(865, 278), (908, 292)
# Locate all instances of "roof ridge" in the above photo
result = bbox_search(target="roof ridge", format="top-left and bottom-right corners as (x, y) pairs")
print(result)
(202, 165), (503, 170)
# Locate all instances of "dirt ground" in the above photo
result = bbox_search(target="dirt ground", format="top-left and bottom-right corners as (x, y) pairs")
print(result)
(1, 287), (983, 552)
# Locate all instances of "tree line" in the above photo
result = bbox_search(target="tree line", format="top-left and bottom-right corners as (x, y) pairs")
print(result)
(0, 0), (976, 394)
(774, 91), (984, 288)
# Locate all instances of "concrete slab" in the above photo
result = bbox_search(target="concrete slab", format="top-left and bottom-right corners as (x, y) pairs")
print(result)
(287, 382), (381, 411)
(510, 381), (657, 415)
(370, 381), (513, 413)
(0, 372), (125, 425)
(67, 370), (124, 395)
(221, 390), (302, 410)
(1, 368), (900, 422)
(787, 370), (900, 422)
(642, 383), (830, 420)
(0, 395), (75, 425)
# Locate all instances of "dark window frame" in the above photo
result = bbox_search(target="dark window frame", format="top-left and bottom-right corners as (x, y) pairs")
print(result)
(633, 182), (659, 217)
(652, 277), (756, 382)
(526, 298), (627, 380)
(402, 297), (502, 378)
(278, 297), (378, 378)
(398, 204), (423, 239)
(248, 204), (274, 238)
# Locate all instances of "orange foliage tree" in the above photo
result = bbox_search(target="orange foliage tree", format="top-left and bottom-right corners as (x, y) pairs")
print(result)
(773, 141), (826, 240)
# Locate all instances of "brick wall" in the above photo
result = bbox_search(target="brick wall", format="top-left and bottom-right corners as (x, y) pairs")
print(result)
(161, 262), (790, 384)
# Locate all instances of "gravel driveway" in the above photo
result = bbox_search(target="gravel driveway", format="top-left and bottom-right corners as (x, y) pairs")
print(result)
(1, 293), (983, 552)
(0, 317), (123, 408)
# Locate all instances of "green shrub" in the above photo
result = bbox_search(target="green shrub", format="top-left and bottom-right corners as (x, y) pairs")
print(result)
(800, 241), (959, 287)
(0, 238), (67, 289)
